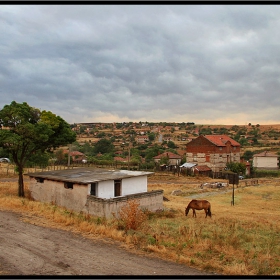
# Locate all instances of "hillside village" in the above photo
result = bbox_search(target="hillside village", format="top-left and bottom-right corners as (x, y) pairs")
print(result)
(66, 122), (280, 175)
(72, 122), (280, 149)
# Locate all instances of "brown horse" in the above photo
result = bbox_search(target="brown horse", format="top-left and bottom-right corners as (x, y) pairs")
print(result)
(185, 199), (212, 218)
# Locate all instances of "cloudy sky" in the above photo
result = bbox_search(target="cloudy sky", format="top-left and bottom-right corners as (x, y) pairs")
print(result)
(1, 5), (280, 125)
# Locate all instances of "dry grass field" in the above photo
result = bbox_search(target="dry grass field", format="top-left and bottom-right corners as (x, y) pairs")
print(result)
(1, 169), (280, 275)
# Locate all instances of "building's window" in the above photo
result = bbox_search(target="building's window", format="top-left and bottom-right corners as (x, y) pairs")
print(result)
(219, 147), (222, 150)
(193, 154), (197, 162)
(64, 182), (73, 189)
(114, 180), (121, 197)
(35, 177), (44, 183)
(206, 154), (210, 162)
(90, 183), (97, 196)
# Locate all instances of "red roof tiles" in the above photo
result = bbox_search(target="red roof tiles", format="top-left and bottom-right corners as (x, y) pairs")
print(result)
(153, 152), (181, 159)
(204, 135), (240, 147)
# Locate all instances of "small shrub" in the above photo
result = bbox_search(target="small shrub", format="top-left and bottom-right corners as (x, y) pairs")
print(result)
(117, 199), (148, 231)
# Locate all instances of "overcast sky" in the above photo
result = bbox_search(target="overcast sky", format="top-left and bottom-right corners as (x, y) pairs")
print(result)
(1, 5), (280, 125)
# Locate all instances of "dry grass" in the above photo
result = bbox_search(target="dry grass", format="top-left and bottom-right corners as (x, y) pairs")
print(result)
(1, 172), (280, 275)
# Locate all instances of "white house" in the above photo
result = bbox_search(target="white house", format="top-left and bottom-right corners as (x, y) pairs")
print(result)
(253, 151), (279, 170)
(27, 168), (163, 218)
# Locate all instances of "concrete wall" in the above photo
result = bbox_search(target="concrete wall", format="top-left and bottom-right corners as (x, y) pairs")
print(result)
(86, 190), (164, 218)
(29, 178), (88, 213)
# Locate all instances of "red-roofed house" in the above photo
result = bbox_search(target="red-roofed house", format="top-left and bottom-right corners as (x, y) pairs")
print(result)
(186, 135), (241, 173)
(153, 152), (182, 166)
(193, 165), (212, 176)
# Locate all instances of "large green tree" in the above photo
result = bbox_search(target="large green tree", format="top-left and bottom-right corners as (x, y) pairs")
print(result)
(93, 138), (115, 155)
(226, 162), (246, 175)
(0, 101), (76, 197)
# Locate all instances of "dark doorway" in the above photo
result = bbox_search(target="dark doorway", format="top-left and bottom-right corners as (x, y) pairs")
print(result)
(90, 183), (97, 196)
(114, 180), (121, 197)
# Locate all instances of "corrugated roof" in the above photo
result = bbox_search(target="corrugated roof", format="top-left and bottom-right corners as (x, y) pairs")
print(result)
(204, 135), (240, 147)
(180, 162), (197, 168)
(194, 165), (212, 171)
(26, 168), (153, 184)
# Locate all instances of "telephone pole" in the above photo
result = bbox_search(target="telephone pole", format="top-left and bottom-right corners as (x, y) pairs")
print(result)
(67, 144), (72, 167)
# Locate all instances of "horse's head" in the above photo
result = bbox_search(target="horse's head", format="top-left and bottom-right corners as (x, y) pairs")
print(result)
(185, 207), (189, 216)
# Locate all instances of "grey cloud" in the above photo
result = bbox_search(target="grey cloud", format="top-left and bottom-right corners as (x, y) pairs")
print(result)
(1, 5), (280, 124)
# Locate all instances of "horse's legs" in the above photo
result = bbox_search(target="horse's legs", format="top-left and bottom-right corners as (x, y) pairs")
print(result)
(208, 207), (212, 218)
(192, 209), (196, 218)
(205, 207), (211, 218)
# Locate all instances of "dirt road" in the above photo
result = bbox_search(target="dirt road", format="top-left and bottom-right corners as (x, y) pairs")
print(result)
(0, 210), (210, 276)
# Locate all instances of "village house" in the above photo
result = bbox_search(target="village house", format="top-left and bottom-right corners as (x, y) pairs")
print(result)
(193, 165), (212, 176)
(240, 159), (251, 176)
(179, 162), (212, 176)
(136, 135), (149, 144)
(27, 168), (163, 218)
(253, 151), (279, 170)
(185, 135), (241, 174)
(153, 151), (182, 166)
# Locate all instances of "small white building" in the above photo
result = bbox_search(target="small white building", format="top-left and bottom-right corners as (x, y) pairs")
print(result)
(253, 151), (279, 170)
(27, 168), (163, 218)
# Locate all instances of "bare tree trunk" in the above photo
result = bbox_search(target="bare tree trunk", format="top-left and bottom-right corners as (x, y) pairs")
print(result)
(18, 167), (25, 197)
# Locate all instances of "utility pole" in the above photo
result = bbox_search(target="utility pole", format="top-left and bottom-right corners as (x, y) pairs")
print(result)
(232, 181), (235, 206)
(229, 173), (238, 206)
(128, 142), (131, 170)
(67, 144), (72, 168)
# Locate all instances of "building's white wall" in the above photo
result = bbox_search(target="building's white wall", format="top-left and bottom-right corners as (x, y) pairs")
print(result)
(97, 180), (114, 198)
(253, 157), (278, 168)
(121, 176), (147, 196)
